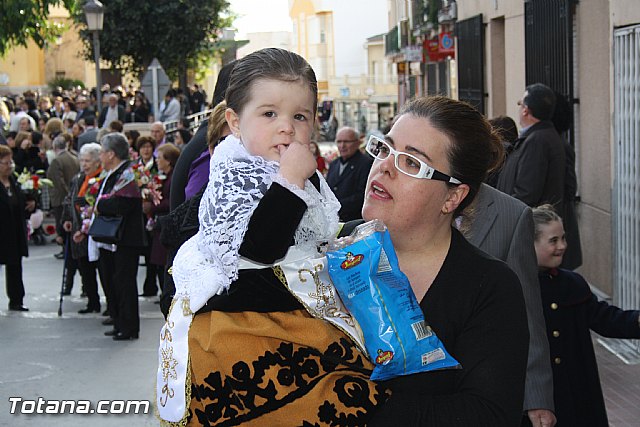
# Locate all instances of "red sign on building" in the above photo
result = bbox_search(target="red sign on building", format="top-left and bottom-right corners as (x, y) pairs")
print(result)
(424, 33), (456, 62)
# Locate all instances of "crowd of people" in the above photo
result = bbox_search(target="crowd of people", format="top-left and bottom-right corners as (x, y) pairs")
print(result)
(1, 48), (639, 426)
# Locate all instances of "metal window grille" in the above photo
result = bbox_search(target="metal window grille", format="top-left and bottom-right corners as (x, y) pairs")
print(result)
(613, 24), (640, 354)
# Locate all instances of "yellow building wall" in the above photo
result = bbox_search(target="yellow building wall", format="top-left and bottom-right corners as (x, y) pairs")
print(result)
(0, 41), (46, 89)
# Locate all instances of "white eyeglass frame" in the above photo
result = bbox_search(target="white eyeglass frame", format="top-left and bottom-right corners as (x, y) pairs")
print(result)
(365, 135), (462, 184)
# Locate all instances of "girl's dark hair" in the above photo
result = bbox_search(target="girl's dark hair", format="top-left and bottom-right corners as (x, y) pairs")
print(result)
(399, 96), (504, 215)
(489, 115), (518, 144)
(225, 48), (318, 116)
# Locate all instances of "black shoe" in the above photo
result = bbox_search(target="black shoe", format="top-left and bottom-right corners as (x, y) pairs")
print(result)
(8, 304), (29, 312)
(113, 332), (138, 341)
(101, 310), (110, 317)
(102, 318), (114, 326)
(78, 306), (101, 314)
(80, 292), (87, 298)
(54, 252), (65, 259)
(62, 289), (71, 296)
(104, 329), (119, 336)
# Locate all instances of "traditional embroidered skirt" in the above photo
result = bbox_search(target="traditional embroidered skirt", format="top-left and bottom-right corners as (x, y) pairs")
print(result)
(185, 309), (389, 426)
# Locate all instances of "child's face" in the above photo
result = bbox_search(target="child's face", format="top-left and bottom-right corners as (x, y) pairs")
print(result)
(226, 78), (315, 162)
(534, 220), (567, 269)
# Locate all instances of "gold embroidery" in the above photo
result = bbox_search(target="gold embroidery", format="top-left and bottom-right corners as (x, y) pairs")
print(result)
(299, 264), (354, 326)
(181, 297), (192, 317)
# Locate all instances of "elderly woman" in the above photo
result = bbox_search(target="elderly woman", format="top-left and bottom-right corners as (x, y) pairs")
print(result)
(62, 143), (104, 314)
(365, 96), (529, 425)
(0, 145), (35, 311)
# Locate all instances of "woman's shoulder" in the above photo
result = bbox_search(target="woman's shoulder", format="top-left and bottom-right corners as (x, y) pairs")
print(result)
(445, 229), (521, 295)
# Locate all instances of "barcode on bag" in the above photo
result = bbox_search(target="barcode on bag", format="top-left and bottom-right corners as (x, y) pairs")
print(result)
(377, 248), (392, 273)
(422, 348), (446, 366)
(411, 320), (432, 341)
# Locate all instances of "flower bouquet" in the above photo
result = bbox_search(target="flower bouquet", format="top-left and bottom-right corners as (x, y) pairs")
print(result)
(15, 168), (54, 200)
(79, 174), (106, 234)
(131, 163), (166, 231)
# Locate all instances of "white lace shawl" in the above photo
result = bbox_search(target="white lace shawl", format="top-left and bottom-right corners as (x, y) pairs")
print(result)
(171, 135), (341, 312)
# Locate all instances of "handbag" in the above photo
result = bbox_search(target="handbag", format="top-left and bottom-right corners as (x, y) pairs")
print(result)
(88, 215), (124, 244)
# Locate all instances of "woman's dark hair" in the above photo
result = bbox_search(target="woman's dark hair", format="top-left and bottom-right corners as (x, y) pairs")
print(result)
(65, 99), (76, 111)
(31, 131), (43, 146)
(523, 83), (556, 121)
(399, 96), (504, 215)
(136, 136), (156, 151)
(176, 129), (192, 145)
(213, 61), (236, 106)
(489, 116), (518, 144)
(225, 48), (318, 116)
(124, 130), (140, 148)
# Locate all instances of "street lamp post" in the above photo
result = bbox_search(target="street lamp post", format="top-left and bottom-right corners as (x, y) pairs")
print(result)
(83, 0), (104, 116)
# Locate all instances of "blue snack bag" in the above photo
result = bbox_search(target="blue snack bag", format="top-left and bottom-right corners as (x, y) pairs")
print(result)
(327, 220), (460, 381)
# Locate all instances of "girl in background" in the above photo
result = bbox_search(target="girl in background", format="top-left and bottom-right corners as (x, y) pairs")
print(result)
(533, 204), (640, 426)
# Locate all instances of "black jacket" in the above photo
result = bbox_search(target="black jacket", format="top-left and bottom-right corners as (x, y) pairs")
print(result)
(326, 150), (373, 221)
(95, 161), (147, 249)
(0, 176), (29, 264)
(496, 120), (566, 215)
(539, 268), (640, 426)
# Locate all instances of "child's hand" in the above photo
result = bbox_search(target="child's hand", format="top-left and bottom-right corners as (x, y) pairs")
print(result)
(279, 141), (316, 188)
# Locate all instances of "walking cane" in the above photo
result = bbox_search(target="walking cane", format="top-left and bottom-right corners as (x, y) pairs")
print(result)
(57, 236), (69, 317)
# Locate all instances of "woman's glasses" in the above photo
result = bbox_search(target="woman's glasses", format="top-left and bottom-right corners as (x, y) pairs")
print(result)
(365, 135), (462, 184)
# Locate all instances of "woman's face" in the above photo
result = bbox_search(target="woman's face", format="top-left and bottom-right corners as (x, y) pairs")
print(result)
(174, 132), (183, 146)
(72, 123), (82, 137)
(139, 143), (153, 161)
(362, 114), (462, 236)
(157, 153), (170, 173)
(0, 155), (14, 178)
(534, 220), (567, 269)
(80, 153), (100, 175)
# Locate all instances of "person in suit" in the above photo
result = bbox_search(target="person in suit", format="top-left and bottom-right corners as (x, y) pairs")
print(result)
(0, 145), (36, 311)
(497, 83), (566, 215)
(47, 135), (80, 266)
(326, 126), (373, 221)
(74, 96), (95, 123)
(98, 94), (125, 129)
(93, 133), (147, 340)
(461, 183), (556, 427)
(77, 116), (99, 151)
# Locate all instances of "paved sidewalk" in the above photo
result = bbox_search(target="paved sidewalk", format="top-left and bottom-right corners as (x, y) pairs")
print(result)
(596, 338), (640, 426)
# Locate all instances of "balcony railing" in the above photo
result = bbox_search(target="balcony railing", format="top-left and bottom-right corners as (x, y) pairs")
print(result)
(385, 26), (400, 56)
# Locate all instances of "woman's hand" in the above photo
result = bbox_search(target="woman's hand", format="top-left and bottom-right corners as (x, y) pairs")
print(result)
(25, 200), (36, 212)
(279, 141), (317, 189)
(20, 139), (31, 150)
(63, 221), (73, 232)
(72, 231), (85, 243)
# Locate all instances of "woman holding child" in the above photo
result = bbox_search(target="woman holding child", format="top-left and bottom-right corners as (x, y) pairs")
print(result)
(159, 48), (528, 426)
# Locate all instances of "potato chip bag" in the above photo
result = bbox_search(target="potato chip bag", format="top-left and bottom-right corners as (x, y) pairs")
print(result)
(327, 220), (461, 381)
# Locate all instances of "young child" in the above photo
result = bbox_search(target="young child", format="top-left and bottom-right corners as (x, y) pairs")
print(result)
(532, 204), (640, 427)
(157, 48), (387, 426)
